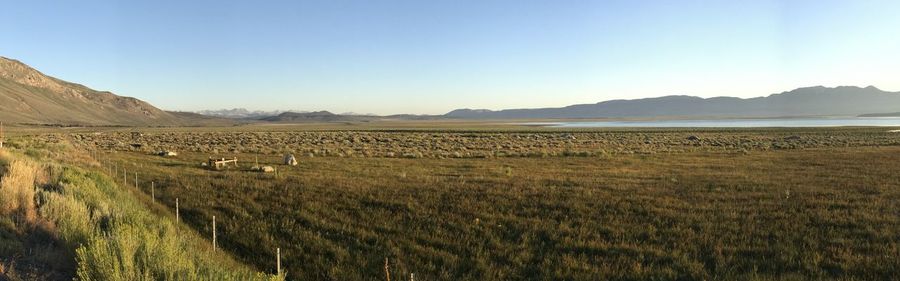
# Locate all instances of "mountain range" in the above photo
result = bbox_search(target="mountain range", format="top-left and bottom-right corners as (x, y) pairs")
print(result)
(196, 108), (301, 119)
(446, 86), (900, 119)
(3, 55), (900, 126)
(261, 111), (365, 122)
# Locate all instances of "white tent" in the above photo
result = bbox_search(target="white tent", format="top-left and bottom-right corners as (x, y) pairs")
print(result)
(283, 154), (298, 166)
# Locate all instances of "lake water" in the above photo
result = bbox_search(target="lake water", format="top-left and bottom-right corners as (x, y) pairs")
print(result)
(527, 117), (900, 128)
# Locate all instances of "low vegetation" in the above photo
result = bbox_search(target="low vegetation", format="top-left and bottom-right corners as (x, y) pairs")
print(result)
(0, 156), (39, 226)
(0, 141), (282, 280)
(64, 127), (900, 159)
(75, 127), (899, 280)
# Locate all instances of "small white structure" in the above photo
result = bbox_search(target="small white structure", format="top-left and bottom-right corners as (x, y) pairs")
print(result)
(209, 157), (239, 170)
(283, 154), (298, 166)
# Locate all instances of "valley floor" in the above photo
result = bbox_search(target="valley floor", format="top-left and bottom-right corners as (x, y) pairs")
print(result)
(50, 127), (899, 281)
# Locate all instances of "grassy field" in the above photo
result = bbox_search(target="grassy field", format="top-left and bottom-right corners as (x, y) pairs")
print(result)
(0, 138), (281, 280)
(48, 126), (899, 280)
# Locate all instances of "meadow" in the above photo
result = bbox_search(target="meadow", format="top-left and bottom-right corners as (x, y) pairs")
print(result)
(0, 137), (282, 280)
(68, 127), (900, 280)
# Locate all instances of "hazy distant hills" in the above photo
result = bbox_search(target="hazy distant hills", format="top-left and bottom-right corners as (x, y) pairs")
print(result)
(196, 108), (296, 119)
(261, 111), (365, 122)
(5, 55), (900, 126)
(446, 86), (900, 119)
(0, 56), (225, 126)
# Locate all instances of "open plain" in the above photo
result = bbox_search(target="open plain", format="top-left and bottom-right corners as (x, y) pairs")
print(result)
(9, 125), (895, 280)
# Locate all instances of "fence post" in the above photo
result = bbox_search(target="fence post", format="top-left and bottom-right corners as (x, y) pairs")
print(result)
(212, 216), (217, 252)
(151, 181), (155, 203)
(176, 198), (180, 223)
(277, 247), (282, 277)
(385, 258), (391, 281)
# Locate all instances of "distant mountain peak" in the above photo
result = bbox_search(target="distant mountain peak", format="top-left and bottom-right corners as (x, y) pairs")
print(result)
(195, 108), (310, 119)
(447, 108), (493, 113)
(278, 110), (335, 117)
(261, 110), (363, 122)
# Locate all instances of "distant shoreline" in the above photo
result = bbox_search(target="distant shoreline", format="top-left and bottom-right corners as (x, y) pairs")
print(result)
(858, 112), (900, 117)
(520, 116), (900, 128)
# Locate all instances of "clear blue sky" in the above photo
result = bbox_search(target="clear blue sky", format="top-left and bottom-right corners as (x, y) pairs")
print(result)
(2, 0), (899, 115)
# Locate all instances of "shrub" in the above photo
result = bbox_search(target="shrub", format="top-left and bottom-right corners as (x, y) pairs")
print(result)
(0, 149), (10, 166)
(25, 148), (47, 159)
(75, 222), (192, 281)
(38, 191), (93, 246)
(0, 144), (281, 281)
(0, 159), (40, 224)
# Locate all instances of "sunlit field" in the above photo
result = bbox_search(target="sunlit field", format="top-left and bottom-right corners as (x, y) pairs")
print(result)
(56, 126), (900, 280)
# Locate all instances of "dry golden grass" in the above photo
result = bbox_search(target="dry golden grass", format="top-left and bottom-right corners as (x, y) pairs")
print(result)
(0, 159), (41, 224)
(0, 149), (10, 170)
(0, 149), (75, 280)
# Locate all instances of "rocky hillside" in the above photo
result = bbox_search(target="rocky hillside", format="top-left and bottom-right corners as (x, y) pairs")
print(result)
(0, 56), (192, 126)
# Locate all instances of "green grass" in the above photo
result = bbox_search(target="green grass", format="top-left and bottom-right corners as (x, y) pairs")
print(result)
(94, 128), (900, 281)
(0, 144), (282, 280)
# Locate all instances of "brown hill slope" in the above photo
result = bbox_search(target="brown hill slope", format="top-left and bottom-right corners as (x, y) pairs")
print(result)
(0, 56), (191, 126)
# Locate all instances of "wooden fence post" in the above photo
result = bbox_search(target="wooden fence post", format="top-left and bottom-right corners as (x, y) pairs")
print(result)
(151, 181), (155, 203)
(176, 198), (180, 223)
(277, 247), (282, 277)
(384, 258), (391, 281)
(212, 216), (217, 252)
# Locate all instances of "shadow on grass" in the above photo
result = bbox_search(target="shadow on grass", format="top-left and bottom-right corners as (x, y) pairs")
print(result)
(0, 219), (76, 281)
